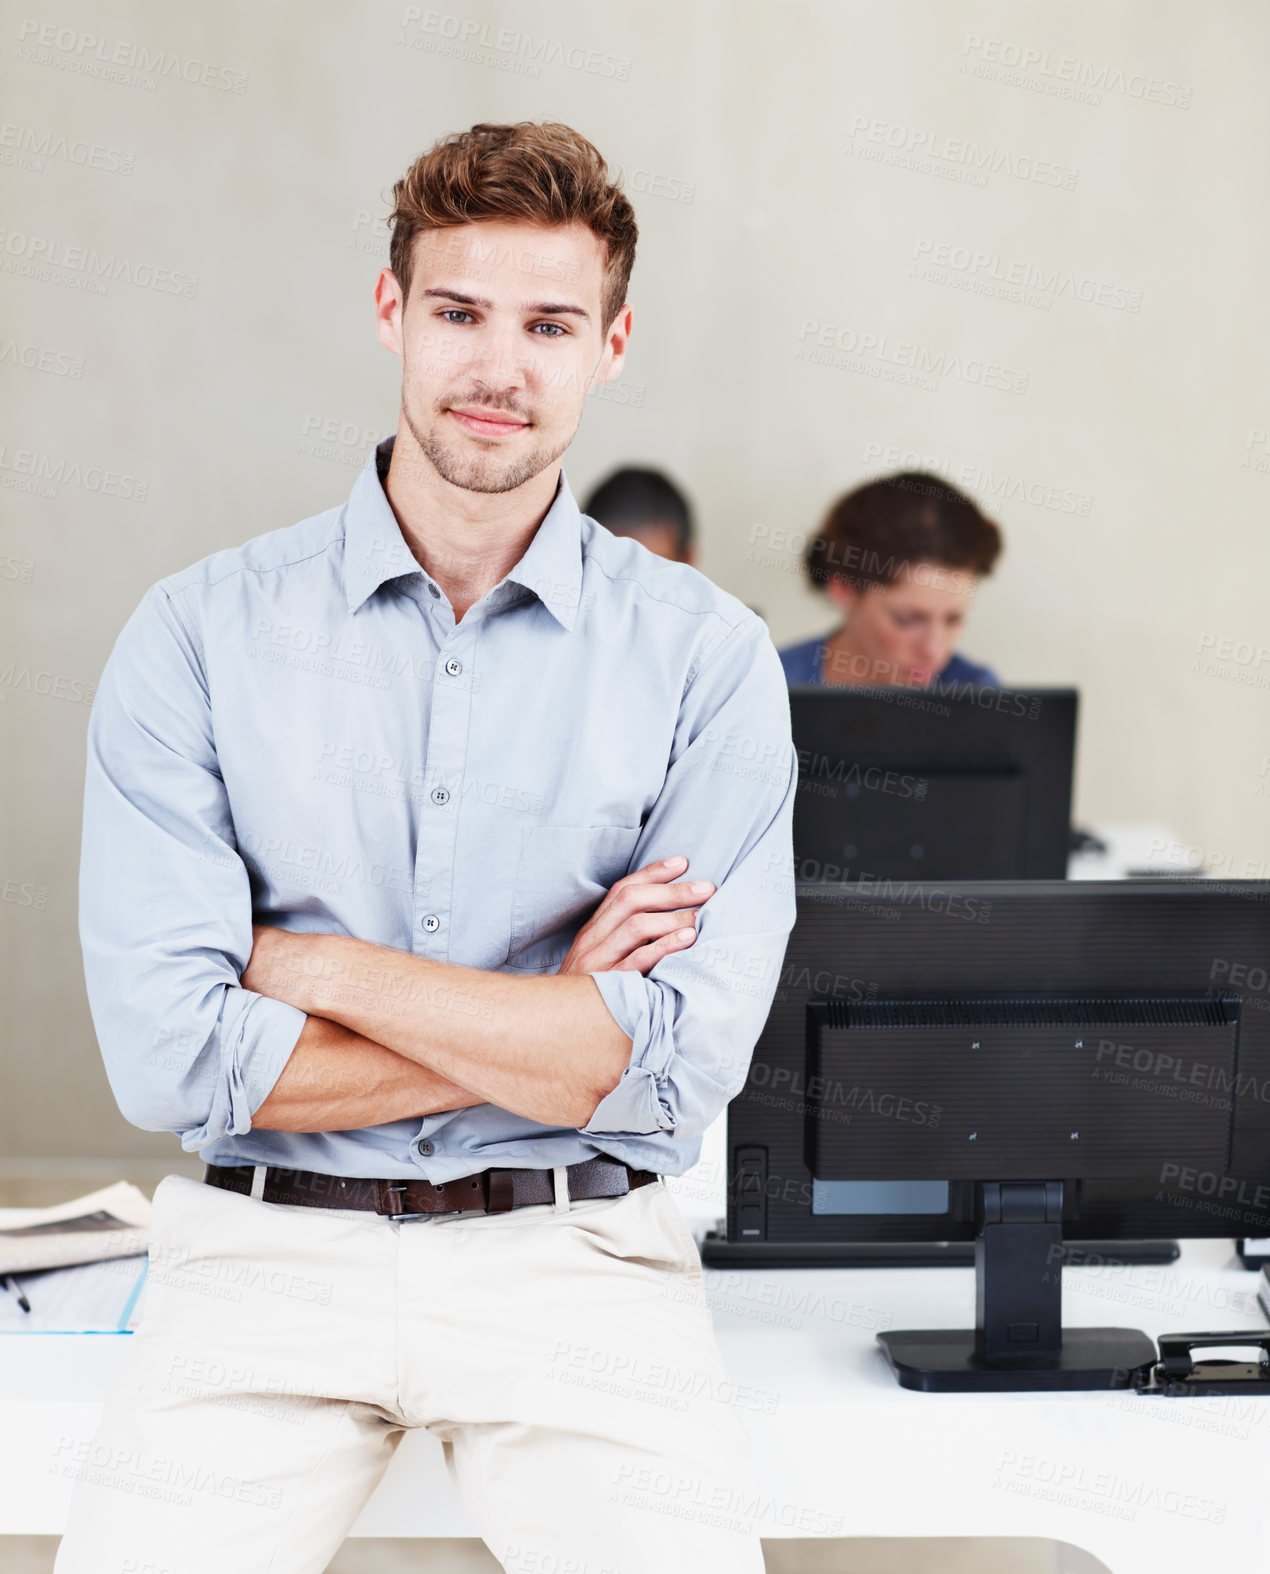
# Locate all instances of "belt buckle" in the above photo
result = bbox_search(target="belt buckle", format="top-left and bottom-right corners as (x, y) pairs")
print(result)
(376, 1178), (475, 1221)
(377, 1181), (411, 1219)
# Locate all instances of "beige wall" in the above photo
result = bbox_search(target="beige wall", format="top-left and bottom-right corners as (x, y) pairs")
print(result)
(2, 0), (1267, 1159)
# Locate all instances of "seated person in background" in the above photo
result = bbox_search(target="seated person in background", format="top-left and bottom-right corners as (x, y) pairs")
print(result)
(778, 470), (1002, 687)
(581, 465), (697, 565)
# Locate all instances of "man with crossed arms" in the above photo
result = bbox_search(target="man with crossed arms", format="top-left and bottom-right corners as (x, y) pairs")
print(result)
(60, 120), (797, 1572)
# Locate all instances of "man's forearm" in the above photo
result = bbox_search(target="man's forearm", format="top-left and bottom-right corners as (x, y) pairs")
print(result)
(253, 934), (633, 1128)
(252, 1012), (488, 1133)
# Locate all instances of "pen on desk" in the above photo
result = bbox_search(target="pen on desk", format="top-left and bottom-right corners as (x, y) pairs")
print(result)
(1, 1273), (31, 1313)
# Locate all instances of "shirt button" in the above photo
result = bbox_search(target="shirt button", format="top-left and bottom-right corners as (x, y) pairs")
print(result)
(431, 786), (449, 805)
(421, 914), (440, 932)
(427, 582), (441, 598)
(418, 1141), (434, 1156)
(444, 658), (462, 676)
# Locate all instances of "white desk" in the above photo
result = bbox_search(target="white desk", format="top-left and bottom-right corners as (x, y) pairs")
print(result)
(2, 1235), (1266, 1569)
(706, 1236), (1269, 1570)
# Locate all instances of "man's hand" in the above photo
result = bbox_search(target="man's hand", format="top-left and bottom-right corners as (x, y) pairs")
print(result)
(558, 854), (715, 975)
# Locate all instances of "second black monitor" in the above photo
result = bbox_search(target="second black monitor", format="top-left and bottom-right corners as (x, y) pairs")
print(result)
(789, 683), (1077, 881)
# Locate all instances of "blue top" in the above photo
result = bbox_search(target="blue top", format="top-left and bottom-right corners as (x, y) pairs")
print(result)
(78, 437), (798, 1182)
(777, 635), (999, 688)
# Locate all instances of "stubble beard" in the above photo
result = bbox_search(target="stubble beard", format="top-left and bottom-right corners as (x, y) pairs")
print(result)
(402, 393), (573, 496)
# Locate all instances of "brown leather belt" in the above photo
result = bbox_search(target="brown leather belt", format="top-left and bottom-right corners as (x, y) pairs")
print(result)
(203, 1156), (659, 1218)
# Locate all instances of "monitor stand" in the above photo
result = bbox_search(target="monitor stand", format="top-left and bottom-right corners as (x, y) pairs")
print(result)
(877, 1180), (1158, 1392)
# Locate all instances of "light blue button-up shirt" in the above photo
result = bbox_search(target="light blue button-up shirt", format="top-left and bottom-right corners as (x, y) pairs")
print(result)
(79, 437), (797, 1182)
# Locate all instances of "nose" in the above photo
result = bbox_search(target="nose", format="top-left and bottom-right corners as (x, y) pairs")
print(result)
(467, 319), (528, 395)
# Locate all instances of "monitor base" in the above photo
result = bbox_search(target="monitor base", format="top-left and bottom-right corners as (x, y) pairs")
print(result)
(699, 1234), (1181, 1269)
(879, 1326), (1158, 1392)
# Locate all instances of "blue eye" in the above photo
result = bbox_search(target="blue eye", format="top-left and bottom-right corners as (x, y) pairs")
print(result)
(533, 322), (566, 336)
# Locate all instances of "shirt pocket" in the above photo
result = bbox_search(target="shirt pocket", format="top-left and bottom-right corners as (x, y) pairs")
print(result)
(505, 823), (644, 969)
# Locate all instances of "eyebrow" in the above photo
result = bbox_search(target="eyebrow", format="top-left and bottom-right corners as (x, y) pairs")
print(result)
(420, 287), (590, 322)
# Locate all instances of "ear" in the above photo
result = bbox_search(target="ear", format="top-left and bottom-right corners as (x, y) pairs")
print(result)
(373, 267), (406, 359)
(824, 574), (858, 614)
(594, 301), (633, 387)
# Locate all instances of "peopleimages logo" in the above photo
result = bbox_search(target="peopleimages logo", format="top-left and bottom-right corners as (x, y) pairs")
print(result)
(958, 34), (1192, 110)
(0, 445), (149, 500)
(0, 121), (135, 175)
(15, 19), (249, 93)
(747, 1062), (942, 1128)
(910, 239), (1142, 312)
(795, 750), (927, 803)
(1159, 1163), (1270, 1215)
(861, 442), (1092, 518)
(846, 116), (1078, 190)
(399, 9), (632, 80)
(0, 334), (85, 380)
(795, 319), (1029, 395)
(0, 229), (198, 297)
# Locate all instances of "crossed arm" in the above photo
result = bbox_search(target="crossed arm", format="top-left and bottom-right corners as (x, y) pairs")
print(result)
(248, 856), (715, 1133)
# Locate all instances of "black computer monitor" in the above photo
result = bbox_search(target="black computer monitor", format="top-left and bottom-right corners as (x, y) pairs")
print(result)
(713, 878), (1270, 1390)
(788, 684), (1077, 880)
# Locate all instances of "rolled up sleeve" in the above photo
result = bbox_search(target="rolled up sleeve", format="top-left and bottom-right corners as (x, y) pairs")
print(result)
(79, 582), (307, 1151)
(581, 614), (798, 1142)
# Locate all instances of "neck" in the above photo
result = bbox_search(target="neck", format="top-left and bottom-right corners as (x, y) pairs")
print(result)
(820, 623), (869, 685)
(382, 421), (562, 621)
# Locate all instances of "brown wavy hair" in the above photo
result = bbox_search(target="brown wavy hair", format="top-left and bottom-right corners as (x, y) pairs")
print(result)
(387, 121), (638, 333)
(805, 471), (1003, 593)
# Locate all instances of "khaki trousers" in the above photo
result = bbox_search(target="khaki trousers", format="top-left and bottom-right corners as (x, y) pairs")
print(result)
(53, 1171), (767, 1572)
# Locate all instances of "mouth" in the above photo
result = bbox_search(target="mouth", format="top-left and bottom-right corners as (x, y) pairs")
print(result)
(447, 407), (531, 439)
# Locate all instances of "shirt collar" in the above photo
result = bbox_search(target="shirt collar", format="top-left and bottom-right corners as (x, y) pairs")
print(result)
(341, 435), (583, 630)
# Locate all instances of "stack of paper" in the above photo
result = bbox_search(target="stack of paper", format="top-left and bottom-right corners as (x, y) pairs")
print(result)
(0, 1255), (148, 1333)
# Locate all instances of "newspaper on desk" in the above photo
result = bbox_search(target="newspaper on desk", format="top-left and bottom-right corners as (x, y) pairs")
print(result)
(0, 1181), (150, 1273)
(0, 1182), (151, 1333)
